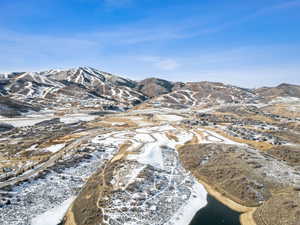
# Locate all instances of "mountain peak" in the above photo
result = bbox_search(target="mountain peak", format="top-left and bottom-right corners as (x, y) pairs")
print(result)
(277, 83), (298, 88)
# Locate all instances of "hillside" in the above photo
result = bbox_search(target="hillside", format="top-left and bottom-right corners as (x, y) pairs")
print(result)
(255, 83), (300, 100)
(136, 77), (174, 97)
(0, 67), (300, 225)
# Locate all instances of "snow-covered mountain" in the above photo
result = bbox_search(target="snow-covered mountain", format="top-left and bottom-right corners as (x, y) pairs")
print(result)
(1, 67), (300, 225)
(147, 81), (262, 108)
(0, 67), (148, 115)
(1, 67), (300, 116)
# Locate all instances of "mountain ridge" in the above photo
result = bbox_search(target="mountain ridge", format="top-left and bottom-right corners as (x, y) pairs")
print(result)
(1, 66), (299, 117)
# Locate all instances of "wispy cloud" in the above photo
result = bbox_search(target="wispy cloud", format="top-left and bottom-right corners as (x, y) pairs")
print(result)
(234, 0), (300, 24)
(0, 29), (101, 71)
(140, 56), (181, 71)
(0, 0), (300, 87)
(97, 0), (300, 44)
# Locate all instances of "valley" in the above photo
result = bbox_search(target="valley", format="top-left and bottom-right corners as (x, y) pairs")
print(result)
(0, 67), (300, 225)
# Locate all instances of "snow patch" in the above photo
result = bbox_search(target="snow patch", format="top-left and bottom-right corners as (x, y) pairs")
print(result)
(168, 182), (207, 225)
(60, 114), (98, 124)
(271, 96), (300, 104)
(156, 114), (184, 121)
(31, 197), (75, 225)
(128, 142), (164, 170)
(44, 144), (65, 153)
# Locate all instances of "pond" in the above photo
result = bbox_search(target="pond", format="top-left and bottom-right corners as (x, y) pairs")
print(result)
(189, 195), (241, 225)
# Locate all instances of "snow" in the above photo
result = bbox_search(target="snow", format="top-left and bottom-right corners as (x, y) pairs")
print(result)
(0, 118), (50, 127)
(31, 197), (75, 225)
(288, 105), (300, 112)
(197, 107), (214, 113)
(167, 182), (208, 225)
(207, 135), (222, 142)
(111, 122), (126, 126)
(198, 128), (245, 145)
(100, 125), (206, 225)
(156, 114), (184, 121)
(24, 82), (34, 96)
(130, 117), (153, 126)
(120, 166), (146, 189)
(44, 144), (65, 153)
(60, 114), (98, 124)
(128, 128), (193, 170)
(91, 131), (126, 146)
(0, 113), (97, 127)
(271, 96), (300, 104)
(1, 140), (118, 225)
(129, 142), (164, 169)
(175, 131), (194, 145)
(135, 133), (156, 143)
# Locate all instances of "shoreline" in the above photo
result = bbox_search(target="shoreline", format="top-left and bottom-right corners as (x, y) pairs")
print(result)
(240, 209), (257, 225)
(195, 178), (258, 225)
(63, 203), (77, 225)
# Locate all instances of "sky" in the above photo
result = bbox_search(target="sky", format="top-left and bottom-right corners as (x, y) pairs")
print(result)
(0, 0), (300, 87)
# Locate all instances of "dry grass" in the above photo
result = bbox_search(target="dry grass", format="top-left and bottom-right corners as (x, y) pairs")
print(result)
(165, 131), (179, 142)
(63, 204), (77, 225)
(248, 114), (276, 124)
(130, 103), (150, 110)
(101, 117), (137, 127)
(87, 115), (141, 129)
(196, 177), (256, 213)
(111, 142), (132, 163)
(39, 132), (86, 148)
(263, 104), (300, 119)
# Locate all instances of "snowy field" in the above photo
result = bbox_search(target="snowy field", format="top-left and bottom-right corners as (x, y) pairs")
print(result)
(155, 114), (184, 122)
(95, 125), (208, 225)
(1, 122), (211, 225)
(0, 144), (117, 225)
(0, 114), (98, 127)
(44, 144), (66, 153)
(31, 197), (75, 225)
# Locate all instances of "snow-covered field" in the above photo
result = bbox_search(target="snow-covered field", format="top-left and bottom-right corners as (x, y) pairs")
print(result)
(59, 114), (98, 124)
(155, 114), (184, 122)
(0, 114), (98, 127)
(0, 119), (213, 225)
(44, 144), (66, 153)
(167, 182), (207, 225)
(0, 143), (117, 225)
(270, 96), (300, 104)
(94, 125), (208, 225)
(198, 128), (245, 145)
(0, 117), (52, 127)
(31, 197), (75, 225)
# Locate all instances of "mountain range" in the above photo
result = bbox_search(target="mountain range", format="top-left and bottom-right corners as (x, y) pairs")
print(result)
(0, 66), (299, 117)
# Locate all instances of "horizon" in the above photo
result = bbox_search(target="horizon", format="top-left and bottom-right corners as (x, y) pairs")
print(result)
(1, 65), (298, 89)
(0, 0), (300, 88)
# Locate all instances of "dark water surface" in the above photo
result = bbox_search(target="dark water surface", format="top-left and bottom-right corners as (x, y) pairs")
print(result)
(189, 195), (241, 225)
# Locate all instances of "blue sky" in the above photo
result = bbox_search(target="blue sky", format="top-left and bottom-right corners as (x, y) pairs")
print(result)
(0, 0), (300, 87)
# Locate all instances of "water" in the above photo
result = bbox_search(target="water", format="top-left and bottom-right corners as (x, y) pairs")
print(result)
(189, 195), (241, 225)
